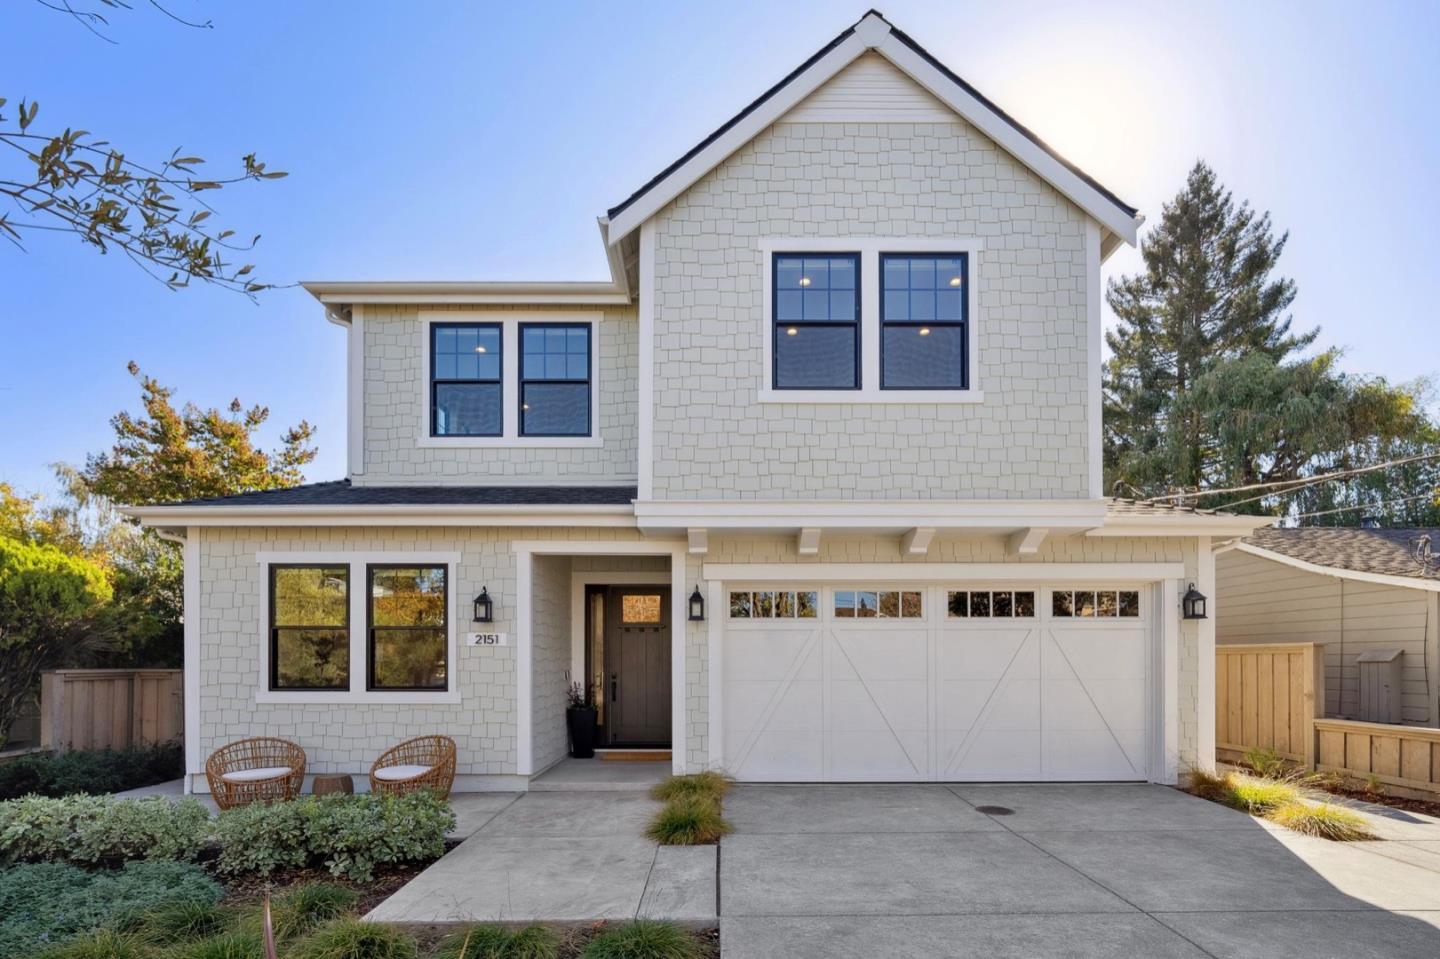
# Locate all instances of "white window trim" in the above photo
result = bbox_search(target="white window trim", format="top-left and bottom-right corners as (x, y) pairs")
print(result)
(757, 237), (984, 404)
(255, 550), (462, 704)
(417, 311), (603, 448)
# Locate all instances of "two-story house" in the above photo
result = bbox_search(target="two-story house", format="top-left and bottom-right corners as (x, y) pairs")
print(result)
(126, 11), (1269, 793)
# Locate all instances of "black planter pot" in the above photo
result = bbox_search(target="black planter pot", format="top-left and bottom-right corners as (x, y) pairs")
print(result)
(567, 706), (598, 759)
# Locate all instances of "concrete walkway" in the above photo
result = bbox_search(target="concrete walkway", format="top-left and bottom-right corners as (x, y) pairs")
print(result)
(719, 783), (1440, 959)
(366, 790), (715, 924)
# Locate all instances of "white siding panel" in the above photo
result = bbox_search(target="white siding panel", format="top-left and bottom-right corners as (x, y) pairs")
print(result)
(783, 51), (956, 123)
(1218, 550), (1436, 726)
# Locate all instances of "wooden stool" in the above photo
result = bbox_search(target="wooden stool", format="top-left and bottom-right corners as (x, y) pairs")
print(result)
(312, 773), (354, 797)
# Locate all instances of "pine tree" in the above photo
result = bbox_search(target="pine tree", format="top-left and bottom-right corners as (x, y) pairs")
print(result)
(1104, 161), (1314, 494)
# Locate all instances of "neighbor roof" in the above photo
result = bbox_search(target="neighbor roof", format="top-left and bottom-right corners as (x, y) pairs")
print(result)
(1244, 527), (1440, 582)
(603, 9), (1143, 248)
(132, 481), (638, 509)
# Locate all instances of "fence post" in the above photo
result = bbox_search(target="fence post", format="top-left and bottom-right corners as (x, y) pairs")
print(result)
(1302, 643), (1323, 770)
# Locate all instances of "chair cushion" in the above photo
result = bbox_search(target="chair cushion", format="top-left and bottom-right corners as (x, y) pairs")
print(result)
(373, 763), (432, 782)
(220, 765), (294, 784)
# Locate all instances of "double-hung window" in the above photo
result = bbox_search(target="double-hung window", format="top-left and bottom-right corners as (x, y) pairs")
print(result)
(269, 565), (350, 691)
(520, 324), (591, 436)
(367, 565), (448, 691)
(772, 253), (860, 389)
(431, 323), (502, 436)
(881, 254), (968, 389)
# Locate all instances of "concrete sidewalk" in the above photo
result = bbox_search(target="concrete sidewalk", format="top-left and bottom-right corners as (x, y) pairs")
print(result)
(365, 790), (716, 925)
(719, 783), (1440, 959)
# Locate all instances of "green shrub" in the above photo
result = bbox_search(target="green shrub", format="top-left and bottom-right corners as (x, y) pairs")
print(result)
(290, 918), (418, 959)
(648, 772), (730, 803)
(0, 860), (221, 957)
(645, 795), (730, 846)
(1268, 800), (1374, 841)
(0, 794), (211, 865)
(0, 741), (185, 800)
(269, 884), (360, 941)
(582, 922), (701, 959)
(215, 793), (454, 882)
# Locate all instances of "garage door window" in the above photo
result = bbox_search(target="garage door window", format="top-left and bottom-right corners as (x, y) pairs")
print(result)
(1052, 590), (1141, 618)
(946, 590), (1035, 619)
(729, 589), (819, 619)
(835, 590), (922, 619)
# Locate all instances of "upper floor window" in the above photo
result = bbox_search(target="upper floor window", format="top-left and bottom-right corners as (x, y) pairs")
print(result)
(773, 253), (859, 390)
(520, 324), (591, 436)
(269, 565), (349, 691)
(431, 323), (501, 436)
(881, 254), (967, 389)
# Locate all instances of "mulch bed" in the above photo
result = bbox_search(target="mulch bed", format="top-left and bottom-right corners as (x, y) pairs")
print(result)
(218, 840), (462, 915)
(1317, 781), (1440, 819)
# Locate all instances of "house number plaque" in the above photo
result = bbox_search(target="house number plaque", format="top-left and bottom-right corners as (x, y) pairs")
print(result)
(467, 632), (509, 647)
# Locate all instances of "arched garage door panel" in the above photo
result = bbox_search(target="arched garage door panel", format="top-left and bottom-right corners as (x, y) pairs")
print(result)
(721, 586), (1152, 782)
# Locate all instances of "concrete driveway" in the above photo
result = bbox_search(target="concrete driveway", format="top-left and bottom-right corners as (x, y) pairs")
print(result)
(719, 783), (1440, 959)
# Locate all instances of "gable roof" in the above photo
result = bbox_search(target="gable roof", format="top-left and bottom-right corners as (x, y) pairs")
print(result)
(603, 10), (1143, 252)
(1242, 527), (1440, 583)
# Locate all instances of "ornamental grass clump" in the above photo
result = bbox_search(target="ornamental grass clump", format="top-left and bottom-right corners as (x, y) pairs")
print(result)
(649, 772), (730, 803)
(645, 795), (731, 846)
(266, 883), (361, 942)
(433, 925), (560, 959)
(1268, 801), (1374, 841)
(581, 921), (703, 959)
(1226, 773), (1303, 814)
(290, 918), (418, 959)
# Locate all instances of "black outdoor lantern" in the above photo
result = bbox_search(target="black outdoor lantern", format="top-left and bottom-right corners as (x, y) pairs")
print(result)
(688, 585), (706, 622)
(1182, 583), (1208, 620)
(473, 586), (494, 623)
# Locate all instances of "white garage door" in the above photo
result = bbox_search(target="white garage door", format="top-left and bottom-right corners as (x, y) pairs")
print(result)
(721, 585), (1152, 782)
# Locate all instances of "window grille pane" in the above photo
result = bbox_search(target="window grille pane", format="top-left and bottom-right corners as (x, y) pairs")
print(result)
(622, 595), (663, 623)
(797, 591), (818, 618)
(1015, 591), (1036, 617)
(371, 628), (446, 690)
(370, 567), (446, 627)
(775, 325), (857, 388)
(1119, 591), (1141, 617)
(948, 591), (968, 618)
(434, 383), (501, 437)
(730, 592), (752, 618)
(274, 629), (349, 690)
(883, 325), (965, 389)
(521, 383), (589, 435)
(273, 566), (348, 627)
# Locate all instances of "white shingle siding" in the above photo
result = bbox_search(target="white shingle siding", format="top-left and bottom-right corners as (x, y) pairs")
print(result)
(530, 554), (572, 772)
(358, 304), (638, 486)
(649, 118), (1094, 501)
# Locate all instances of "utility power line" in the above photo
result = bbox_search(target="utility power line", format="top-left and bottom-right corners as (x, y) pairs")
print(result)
(1143, 451), (1440, 503)
(1287, 489), (1440, 522)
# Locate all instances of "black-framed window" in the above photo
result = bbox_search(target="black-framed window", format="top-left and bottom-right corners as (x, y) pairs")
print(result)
(881, 254), (968, 389)
(431, 323), (502, 436)
(269, 565), (350, 691)
(520, 324), (591, 436)
(367, 565), (448, 691)
(773, 253), (860, 389)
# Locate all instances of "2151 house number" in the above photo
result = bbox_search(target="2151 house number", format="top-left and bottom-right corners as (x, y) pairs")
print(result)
(467, 632), (508, 647)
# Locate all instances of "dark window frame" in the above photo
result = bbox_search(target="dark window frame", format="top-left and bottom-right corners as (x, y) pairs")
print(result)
(365, 563), (450, 693)
(879, 252), (969, 390)
(268, 563), (350, 693)
(518, 322), (593, 437)
(771, 251), (862, 391)
(430, 322), (503, 437)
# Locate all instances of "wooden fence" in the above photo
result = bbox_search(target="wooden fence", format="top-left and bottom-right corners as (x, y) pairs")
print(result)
(1216, 643), (1325, 767)
(40, 669), (183, 751)
(1316, 719), (1440, 797)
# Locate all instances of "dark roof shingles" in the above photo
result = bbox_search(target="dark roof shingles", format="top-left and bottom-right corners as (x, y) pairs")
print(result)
(146, 481), (637, 508)
(1245, 527), (1440, 580)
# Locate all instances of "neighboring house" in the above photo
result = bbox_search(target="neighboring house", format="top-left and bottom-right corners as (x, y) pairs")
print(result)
(1218, 527), (1440, 728)
(123, 11), (1268, 793)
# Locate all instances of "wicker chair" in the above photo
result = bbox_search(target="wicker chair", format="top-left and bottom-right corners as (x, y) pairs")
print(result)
(205, 737), (307, 810)
(369, 735), (457, 799)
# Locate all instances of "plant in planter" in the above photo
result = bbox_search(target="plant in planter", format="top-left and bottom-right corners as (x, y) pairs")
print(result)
(566, 679), (598, 759)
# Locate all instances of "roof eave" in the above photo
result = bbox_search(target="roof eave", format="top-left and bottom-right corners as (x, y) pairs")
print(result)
(121, 503), (637, 528)
(301, 280), (632, 307)
(1090, 513), (1277, 538)
(1233, 542), (1440, 593)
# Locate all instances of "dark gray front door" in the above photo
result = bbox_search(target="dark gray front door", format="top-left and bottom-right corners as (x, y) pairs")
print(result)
(604, 586), (671, 746)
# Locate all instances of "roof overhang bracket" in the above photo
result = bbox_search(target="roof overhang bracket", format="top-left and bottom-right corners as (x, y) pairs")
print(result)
(1007, 527), (1050, 558)
(900, 527), (936, 556)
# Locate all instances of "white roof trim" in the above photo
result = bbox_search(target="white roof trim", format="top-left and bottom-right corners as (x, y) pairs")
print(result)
(1231, 542), (1440, 594)
(605, 11), (1142, 248)
(301, 281), (630, 307)
(121, 504), (635, 528)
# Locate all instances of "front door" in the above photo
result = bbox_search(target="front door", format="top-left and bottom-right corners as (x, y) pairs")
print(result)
(604, 586), (672, 747)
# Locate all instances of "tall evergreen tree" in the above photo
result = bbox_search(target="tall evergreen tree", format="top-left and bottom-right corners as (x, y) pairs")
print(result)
(1104, 161), (1314, 494)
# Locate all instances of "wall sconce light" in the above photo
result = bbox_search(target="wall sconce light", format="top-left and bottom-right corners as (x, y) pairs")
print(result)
(688, 585), (705, 622)
(473, 586), (494, 623)
(1182, 583), (1208, 620)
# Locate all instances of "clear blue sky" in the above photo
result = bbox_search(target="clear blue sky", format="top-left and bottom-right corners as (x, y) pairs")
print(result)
(3, 0), (1437, 497)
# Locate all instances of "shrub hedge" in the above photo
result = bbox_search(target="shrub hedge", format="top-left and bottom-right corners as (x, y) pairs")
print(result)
(0, 741), (184, 800)
(0, 791), (454, 881)
(0, 860), (221, 958)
